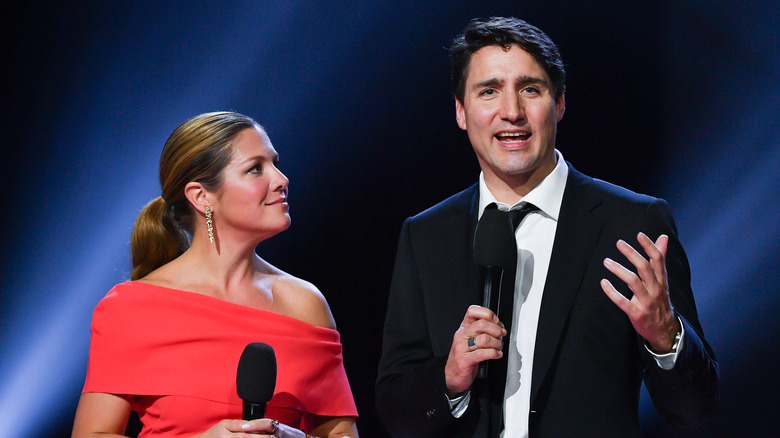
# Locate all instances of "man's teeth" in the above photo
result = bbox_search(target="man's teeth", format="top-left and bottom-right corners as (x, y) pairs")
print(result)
(497, 132), (529, 140)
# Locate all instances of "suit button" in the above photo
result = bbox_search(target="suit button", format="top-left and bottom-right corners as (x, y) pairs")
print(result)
(426, 408), (437, 419)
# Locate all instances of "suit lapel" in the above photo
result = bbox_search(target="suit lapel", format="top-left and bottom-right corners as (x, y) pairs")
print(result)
(444, 185), (481, 307)
(530, 165), (605, 404)
(422, 185), (481, 356)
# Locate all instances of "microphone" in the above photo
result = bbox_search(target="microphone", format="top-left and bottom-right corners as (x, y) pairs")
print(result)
(236, 342), (277, 420)
(473, 207), (516, 378)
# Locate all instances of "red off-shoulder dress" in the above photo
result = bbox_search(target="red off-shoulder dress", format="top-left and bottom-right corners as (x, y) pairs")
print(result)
(83, 282), (358, 437)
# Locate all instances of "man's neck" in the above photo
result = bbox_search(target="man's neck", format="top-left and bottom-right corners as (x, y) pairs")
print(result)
(482, 161), (556, 205)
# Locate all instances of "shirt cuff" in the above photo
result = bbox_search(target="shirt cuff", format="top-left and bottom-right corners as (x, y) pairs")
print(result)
(447, 390), (471, 418)
(645, 316), (685, 370)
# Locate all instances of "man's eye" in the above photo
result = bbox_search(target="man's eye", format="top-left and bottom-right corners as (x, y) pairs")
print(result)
(523, 86), (540, 94)
(481, 88), (496, 96)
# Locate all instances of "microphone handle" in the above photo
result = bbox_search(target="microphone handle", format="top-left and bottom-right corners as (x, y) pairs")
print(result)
(243, 401), (267, 420)
(478, 266), (503, 379)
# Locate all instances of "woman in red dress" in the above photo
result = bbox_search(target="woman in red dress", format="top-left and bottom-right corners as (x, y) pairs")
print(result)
(72, 112), (359, 438)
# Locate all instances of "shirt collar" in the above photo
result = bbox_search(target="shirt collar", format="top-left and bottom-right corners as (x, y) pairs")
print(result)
(478, 149), (568, 221)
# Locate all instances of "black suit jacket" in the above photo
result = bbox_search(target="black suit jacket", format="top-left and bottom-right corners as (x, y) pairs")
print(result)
(376, 164), (718, 437)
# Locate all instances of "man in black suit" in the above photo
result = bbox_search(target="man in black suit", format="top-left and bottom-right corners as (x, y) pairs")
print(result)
(376, 17), (718, 437)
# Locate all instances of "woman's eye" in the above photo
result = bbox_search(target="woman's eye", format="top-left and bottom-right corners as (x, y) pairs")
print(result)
(248, 164), (261, 174)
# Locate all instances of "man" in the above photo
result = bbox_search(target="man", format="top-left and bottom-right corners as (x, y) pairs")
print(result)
(376, 17), (718, 437)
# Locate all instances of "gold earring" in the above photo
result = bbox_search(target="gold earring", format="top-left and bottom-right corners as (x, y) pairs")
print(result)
(205, 206), (214, 244)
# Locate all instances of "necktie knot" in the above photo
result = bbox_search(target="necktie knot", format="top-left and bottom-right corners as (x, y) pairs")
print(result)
(507, 203), (538, 230)
(485, 202), (538, 230)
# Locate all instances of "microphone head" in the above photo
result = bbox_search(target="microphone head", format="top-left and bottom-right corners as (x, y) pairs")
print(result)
(236, 342), (277, 403)
(473, 208), (515, 269)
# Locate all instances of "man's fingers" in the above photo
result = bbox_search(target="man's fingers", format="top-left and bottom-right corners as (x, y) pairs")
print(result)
(616, 239), (659, 291)
(635, 232), (671, 288)
(463, 335), (504, 363)
(452, 304), (507, 364)
(645, 233), (669, 286)
(600, 278), (635, 316)
(603, 257), (649, 300)
(470, 345), (503, 362)
(654, 234), (669, 256)
(636, 232), (668, 259)
(461, 304), (500, 326)
(468, 318), (507, 339)
(469, 333), (504, 351)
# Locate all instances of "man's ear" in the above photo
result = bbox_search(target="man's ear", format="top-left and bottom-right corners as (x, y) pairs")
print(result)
(184, 182), (210, 214)
(455, 98), (468, 131)
(555, 92), (566, 122)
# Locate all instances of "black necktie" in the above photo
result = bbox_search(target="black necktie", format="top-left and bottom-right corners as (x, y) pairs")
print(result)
(486, 202), (538, 437)
(486, 202), (538, 339)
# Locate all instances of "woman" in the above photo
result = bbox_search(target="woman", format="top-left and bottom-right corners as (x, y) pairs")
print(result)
(72, 112), (359, 438)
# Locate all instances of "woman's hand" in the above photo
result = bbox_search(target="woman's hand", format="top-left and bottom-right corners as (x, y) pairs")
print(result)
(192, 418), (278, 437)
(194, 418), (328, 438)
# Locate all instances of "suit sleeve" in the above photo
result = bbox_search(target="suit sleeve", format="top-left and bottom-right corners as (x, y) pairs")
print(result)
(639, 199), (719, 428)
(375, 218), (467, 437)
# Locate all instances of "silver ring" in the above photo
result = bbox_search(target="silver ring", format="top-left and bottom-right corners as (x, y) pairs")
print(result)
(467, 336), (477, 349)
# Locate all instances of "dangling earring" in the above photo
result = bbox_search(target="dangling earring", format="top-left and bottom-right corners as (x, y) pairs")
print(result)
(205, 206), (214, 244)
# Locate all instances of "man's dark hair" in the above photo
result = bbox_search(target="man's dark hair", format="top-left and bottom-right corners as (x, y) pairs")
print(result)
(449, 17), (566, 103)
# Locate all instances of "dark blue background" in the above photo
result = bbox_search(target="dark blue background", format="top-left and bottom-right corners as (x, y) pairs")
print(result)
(3, 1), (778, 436)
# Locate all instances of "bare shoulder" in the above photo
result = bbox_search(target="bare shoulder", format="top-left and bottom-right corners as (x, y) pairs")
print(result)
(273, 274), (337, 330)
(135, 256), (190, 289)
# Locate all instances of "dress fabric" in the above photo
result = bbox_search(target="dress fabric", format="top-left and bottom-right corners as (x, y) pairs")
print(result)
(83, 281), (358, 437)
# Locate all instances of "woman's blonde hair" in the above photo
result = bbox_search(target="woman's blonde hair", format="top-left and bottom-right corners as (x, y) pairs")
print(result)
(130, 111), (259, 280)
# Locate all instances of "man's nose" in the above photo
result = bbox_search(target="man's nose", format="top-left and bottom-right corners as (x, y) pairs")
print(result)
(499, 92), (524, 122)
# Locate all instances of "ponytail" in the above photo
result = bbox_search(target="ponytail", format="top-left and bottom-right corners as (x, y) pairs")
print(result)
(130, 197), (189, 280)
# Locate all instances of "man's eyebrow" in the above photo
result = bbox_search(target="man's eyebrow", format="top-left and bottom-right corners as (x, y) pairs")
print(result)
(471, 77), (504, 90)
(516, 75), (549, 86)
